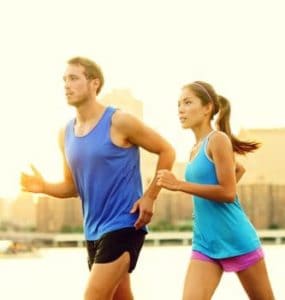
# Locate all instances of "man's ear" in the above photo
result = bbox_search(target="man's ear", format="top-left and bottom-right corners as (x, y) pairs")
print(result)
(91, 78), (101, 92)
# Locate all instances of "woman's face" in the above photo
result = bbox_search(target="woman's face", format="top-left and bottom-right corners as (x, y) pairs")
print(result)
(178, 88), (210, 129)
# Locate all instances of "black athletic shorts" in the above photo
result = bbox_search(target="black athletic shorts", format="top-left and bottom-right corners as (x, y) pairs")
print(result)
(86, 227), (146, 273)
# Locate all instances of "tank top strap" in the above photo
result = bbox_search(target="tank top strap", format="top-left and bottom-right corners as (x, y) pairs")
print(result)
(102, 106), (116, 123)
(105, 106), (117, 117)
(203, 130), (216, 147)
(201, 131), (216, 162)
(65, 118), (75, 138)
(94, 106), (117, 134)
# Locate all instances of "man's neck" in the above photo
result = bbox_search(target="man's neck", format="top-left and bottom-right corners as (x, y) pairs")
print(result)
(75, 100), (105, 124)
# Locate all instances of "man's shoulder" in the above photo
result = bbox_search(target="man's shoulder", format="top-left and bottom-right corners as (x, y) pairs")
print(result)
(112, 110), (139, 129)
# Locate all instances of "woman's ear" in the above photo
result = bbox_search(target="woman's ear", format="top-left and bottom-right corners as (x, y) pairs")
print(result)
(204, 102), (214, 117)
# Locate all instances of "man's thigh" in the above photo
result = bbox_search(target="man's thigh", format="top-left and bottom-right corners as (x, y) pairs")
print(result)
(113, 273), (133, 300)
(85, 251), (131, 300)
(86, 228), (145, 272)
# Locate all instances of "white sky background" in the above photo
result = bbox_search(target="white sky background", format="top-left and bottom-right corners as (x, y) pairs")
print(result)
(0, 0), (285, 197)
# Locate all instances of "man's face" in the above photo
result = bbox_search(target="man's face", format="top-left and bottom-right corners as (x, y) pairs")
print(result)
(63, 64), (91, 107)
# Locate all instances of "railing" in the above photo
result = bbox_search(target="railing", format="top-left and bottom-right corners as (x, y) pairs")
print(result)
(0, 230), (285, 246)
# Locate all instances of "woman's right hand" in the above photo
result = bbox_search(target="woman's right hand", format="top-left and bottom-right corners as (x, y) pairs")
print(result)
(156, 169), (181, 191)
(20, 164), (45, 193)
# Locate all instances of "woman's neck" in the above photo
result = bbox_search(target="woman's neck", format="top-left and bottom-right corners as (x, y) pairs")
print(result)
(192, 126), (213, 145)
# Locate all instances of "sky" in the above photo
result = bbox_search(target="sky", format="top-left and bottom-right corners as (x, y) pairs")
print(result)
(0, 0), (285, 198)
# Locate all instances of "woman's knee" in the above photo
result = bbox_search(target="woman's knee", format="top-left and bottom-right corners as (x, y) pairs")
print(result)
(183, 290), (212, 300)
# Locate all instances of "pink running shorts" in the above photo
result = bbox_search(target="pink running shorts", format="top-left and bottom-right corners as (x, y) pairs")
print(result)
(191, 248), (264, 272)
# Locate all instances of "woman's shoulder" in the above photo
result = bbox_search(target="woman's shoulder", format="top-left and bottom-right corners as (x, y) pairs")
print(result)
(208, 130), (232, 149)
(209, 130), (230, 140)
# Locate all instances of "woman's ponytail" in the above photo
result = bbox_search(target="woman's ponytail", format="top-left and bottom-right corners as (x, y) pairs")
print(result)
(216, 96), (260, 154)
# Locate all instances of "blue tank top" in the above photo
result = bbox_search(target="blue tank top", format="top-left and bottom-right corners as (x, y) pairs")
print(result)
(185, 131), (260, 258)
(64, 107), (144, 240)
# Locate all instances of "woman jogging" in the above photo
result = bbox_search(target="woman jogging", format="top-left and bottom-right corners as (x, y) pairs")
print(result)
(156, 81), (275, 300)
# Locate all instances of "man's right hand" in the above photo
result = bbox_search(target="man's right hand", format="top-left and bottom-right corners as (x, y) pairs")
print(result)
(21, 164), (45, 193)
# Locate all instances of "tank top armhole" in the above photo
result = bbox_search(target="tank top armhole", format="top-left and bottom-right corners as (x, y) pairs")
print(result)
(203, 130), (217, 163)
(63, 120), (74, 144)
(109, 106), (118, 123)
(107, 107), (137, 150)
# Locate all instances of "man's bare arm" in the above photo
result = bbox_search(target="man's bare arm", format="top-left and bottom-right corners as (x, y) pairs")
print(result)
(21, 128), (77, 198)
(113, 111), (175, 229)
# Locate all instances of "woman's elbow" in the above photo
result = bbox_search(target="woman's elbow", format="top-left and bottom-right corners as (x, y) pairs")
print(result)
(239, 166), (246, 177)
(236, 164), (246, 179)
(224, 190), (236, 203)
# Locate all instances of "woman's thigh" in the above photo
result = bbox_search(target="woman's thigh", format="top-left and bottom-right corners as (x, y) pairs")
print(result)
(183, 259), (223, 300)
(237, 258), (275, 300)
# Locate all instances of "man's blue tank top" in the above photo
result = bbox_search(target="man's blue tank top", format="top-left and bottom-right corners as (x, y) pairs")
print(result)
(64, 107), (144, 240)
(185, 131), (260, 259)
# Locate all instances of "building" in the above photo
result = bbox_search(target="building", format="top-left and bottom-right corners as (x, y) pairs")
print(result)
(9, 192), (36, 229)
(101, 89), (143, 119)
(237, 128), (285, 228)
(237, 128), (285, 184)
(0, 198), (10, 228)
(36, 196), (82, 232)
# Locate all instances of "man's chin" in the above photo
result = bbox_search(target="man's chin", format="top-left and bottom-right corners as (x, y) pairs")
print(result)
(66, 96), (86, 107)
(67, 100), (82, 108)
(66, 98), (77, 106)
(181, 124), (191, 129)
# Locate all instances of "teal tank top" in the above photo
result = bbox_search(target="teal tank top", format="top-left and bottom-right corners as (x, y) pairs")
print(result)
(185, 131), (260, 258)
(64, 107), (145, 240)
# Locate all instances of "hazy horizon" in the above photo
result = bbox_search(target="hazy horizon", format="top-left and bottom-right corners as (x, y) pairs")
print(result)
(1, 0), (285, 197)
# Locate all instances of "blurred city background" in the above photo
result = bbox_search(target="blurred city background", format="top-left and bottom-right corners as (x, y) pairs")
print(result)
(1, 91), (285, 236)
(1, 1), (285, 298)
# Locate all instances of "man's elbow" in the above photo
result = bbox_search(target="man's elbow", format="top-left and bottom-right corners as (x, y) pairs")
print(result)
(64, 186), (78, 198)
(167, 146), (176, 167)
(70, 188), (78, 198)
(170, 146), (176, 160)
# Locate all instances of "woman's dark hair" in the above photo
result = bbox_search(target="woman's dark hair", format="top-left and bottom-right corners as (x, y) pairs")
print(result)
(183, 81), (260, 154)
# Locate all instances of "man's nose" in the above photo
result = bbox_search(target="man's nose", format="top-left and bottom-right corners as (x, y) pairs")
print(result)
(64, 80), (70, 89)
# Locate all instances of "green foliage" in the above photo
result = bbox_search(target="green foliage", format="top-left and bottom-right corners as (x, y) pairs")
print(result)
(61, 225), (83, 233)
(268, 223), (279, 229)
(149, 220), (192, 231)
(0, 224), (8, 231)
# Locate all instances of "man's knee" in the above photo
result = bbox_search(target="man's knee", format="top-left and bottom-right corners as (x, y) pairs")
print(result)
(84, 284), (112, 300)
(112, 275), (134, 300)
(113, 291), (134, 300)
